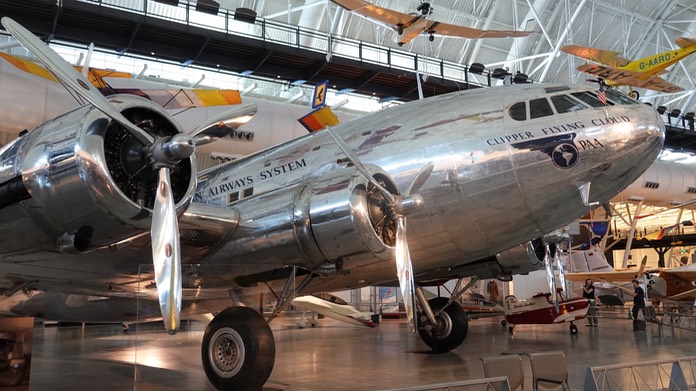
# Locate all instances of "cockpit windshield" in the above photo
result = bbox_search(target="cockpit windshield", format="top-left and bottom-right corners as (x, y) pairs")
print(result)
(508, 88), (636, 121)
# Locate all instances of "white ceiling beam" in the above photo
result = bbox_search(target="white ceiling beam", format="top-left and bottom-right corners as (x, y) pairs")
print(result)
(539, 0), (588, 82)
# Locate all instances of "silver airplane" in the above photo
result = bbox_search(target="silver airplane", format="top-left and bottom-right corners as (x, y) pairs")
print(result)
(0, 18), (664, 390)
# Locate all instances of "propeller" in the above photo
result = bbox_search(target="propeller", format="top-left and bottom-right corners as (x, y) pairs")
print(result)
(1, 17), (192, 334)
(543, 244), (558, 308)
(326, 127), (431, 334)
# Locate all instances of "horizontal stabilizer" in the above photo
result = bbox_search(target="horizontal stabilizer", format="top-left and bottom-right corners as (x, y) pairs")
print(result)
(676, 37), (696, 49)
(298, 105), (340, 132)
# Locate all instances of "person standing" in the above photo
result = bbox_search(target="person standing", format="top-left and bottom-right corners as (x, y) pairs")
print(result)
(487, 280), (500, 304)
(583, 279), (598, 327)
(630, 279), (646, 320)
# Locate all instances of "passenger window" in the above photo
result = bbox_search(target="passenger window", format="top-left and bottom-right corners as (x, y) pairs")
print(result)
(551, 95), (587, 113)
(606, 89), (638, 105)
(571, 91), (613, 108)
(228, 192), (239, 204)
(509, 102), (527, 121)
(530, 98), (554, 119)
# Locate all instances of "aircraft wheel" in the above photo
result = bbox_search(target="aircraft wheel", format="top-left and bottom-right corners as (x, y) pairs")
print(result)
(429, 34), (434, 42)
(201, 306), (275, 391)
(501, 320), (508, 327)
(629, 90), (640, 99)
(570, 323), (578, 334)
(397, 25), (404, 35)
(398, 42), (404, 47)
(508, 326), (514, 333)
(418, 297), (468, 353)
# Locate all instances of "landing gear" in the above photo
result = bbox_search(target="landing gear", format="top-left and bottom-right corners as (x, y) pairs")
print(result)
(417, 297), (468, 353)
(629, 90), (640, 99)
(428, 34), (434, 42)
(397, 24), (404, 35)
(201, 307), (275, 391)
(569, 322), (578, 334)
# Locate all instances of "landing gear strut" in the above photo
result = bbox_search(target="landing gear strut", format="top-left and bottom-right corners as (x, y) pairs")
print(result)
(417, 297), (468, 353)
(201, 307), (275, 390)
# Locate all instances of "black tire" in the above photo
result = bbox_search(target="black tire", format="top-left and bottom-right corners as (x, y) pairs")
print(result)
(501, 320), (507, 327)
(508, 326), (514, 333)
(201, 307), (275, 391)
(629, 90), (640, 99)
(397, 25), (404, 35)
(570, 324), (578, 334)
(429, 34), (434, 42)
(417, 297), (468, 353)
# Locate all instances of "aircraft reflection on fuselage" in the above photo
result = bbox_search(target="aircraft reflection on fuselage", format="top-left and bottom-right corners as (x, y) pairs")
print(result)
(195, 84), (665, 291)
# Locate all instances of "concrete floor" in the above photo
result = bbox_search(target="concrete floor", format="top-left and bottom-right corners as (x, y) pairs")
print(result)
(24, 314), (696, 390)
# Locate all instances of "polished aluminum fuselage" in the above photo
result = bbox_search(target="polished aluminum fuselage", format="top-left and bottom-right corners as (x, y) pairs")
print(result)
(196, 84), (664, 292)
(0, 84), (663, 301)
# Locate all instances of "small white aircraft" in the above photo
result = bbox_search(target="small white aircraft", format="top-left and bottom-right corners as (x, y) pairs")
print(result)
(331, 0), (530, 46)
(291, 293), (376, 328)
(0, 17), (664, 390)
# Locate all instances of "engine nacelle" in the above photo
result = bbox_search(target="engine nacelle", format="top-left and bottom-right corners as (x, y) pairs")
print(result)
(495, 239), (546, 276)
(1, 95), (195, 251)
(218, 166), (396, 273)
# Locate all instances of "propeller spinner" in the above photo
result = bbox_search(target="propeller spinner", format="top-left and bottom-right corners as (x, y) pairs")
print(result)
(1, 17), (191, 334)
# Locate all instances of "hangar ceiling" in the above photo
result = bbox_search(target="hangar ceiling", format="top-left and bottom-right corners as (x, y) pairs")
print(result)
(1, 0), (695, 113)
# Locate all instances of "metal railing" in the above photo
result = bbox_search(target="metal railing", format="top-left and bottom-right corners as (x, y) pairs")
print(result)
(660, 311), (696, 332)
(74, 0), (498, 88)
(379, 376), (510, 391)
(584, 357), (696, 391)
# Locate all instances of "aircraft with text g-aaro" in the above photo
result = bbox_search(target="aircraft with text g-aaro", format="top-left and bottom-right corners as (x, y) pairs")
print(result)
(330, 0), (530, 47)
(0, 17), (664, 390)
(561, 37), (696, 99)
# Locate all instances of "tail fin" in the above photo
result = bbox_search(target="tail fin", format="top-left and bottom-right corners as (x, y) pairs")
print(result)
(676, 37), (696, 49)
(570, 246), (614, 273)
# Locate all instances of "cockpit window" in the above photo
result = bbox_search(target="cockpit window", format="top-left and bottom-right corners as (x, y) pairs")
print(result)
(509, 101), (527, 121)
(571, 91), (611, 108)
(606, 89), (639, 105)
(551, 95), (587, 113)
(530, 98), (554, 119)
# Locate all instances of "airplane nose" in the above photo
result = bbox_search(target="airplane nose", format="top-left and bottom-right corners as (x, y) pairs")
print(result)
(647, 276), (666, 299)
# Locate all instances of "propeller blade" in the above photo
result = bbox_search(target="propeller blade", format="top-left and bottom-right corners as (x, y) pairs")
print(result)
(556, 249), (568, 293)
(81, 42), (94, 80)
(0, 17), (154, 146)
(151, 168), (182, 334)
(544, 244), (558, 310)
(395, 217), (417, 334)
(326, 127), (395, 204)
(405, 162), (434, 196)
(636, 255), (648, 278)
(189, 103), (258, 140)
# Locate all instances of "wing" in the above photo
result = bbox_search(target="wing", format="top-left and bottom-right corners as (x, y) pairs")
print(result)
(561, 45), (631, 67)
(666, 266), (696, 281)
(331, 0), (418, 30)
(576, 63), (684, 93)
(425, 20), (530, 39)
(565, 271), (638, 283)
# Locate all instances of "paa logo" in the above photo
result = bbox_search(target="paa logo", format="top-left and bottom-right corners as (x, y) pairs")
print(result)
(511, 133), (579, 169)
(551, 143), (579, 168)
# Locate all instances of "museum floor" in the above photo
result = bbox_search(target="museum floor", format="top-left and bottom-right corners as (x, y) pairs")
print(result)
(25, 313), (696, 390)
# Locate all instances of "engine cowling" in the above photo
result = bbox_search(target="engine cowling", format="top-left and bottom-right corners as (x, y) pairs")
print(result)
(216, 165), (397, 273)
(495, 239), (547, 277)
(4, 95), (195, 252)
